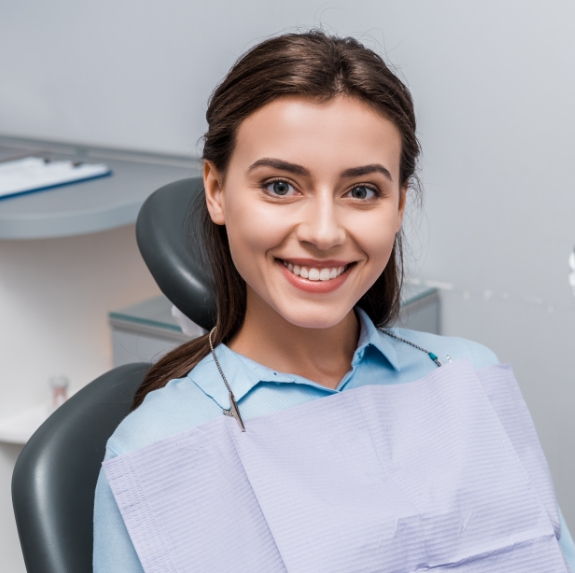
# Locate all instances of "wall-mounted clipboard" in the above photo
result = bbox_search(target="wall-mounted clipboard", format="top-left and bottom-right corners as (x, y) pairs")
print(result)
(0, 157), (112, 201)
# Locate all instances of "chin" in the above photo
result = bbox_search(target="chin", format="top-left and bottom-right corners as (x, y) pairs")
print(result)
(276, 304), (352, 330)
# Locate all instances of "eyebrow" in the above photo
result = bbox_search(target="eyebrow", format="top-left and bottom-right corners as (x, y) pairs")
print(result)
(340, 164), (393, 182)
(247, 158), (393, 182)
(247, 158), (310, 176)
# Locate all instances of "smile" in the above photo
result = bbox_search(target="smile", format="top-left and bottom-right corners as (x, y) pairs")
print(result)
(281, 260), (349, 282)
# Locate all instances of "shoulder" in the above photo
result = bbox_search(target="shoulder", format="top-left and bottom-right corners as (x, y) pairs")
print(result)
(106, 371), (221, 458)
(385, 327), (499, 370)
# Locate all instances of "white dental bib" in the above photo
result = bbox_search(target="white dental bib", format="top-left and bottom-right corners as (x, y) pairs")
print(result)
(104, 360), (568, 572)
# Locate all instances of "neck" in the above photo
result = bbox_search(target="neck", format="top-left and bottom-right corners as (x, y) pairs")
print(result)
(228, 289), (360, 389)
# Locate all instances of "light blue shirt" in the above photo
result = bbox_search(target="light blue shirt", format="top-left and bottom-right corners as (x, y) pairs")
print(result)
(93, 308), (575, 572)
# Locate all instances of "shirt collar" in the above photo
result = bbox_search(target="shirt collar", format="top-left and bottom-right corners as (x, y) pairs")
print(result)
(188, 344), (296, 410)
(189, 306), (399, 410)
(353, 307), (400, 371)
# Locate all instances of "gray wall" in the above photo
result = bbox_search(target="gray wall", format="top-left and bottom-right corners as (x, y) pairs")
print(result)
(1, 1), (574, 571)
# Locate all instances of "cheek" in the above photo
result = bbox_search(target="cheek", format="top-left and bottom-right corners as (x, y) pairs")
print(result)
(224, 203), (288, 279)
(351, 212), (399, 271)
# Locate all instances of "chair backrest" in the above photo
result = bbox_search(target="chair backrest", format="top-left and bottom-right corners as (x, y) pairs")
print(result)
(12, 363), (149, 573)
(12, 177), (207, 572)
(136, 177), (216, 331)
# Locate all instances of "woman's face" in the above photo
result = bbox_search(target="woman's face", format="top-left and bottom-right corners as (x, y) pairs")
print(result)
(205, 95), (406, 329)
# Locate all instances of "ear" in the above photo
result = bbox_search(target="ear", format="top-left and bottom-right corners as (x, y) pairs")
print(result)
(204, 160), (226, 225)
(395, 185), (408, 232)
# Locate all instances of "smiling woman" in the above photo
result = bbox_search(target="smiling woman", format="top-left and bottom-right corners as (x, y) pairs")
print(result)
(131, 33), (420, 401)
(204, 95), (406, 385)
(93, 31), (575, 573)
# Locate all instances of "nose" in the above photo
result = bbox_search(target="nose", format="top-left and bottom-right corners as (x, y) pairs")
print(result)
(295, 191), (346, 251)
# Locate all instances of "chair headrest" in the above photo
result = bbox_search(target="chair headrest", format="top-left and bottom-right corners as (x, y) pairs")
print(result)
(136, 178), (217, 331)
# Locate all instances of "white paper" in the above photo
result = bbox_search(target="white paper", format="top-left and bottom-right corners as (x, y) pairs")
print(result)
(0, 157), (111, 198)
(104, 360), (567, 573)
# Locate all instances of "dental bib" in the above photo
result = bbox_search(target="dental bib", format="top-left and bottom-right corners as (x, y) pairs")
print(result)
(104, 359), (568, 572)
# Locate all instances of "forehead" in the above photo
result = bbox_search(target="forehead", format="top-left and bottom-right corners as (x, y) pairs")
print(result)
(230, 95), (403, 179)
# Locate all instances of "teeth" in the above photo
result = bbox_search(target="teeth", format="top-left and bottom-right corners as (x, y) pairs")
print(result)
(308, 268), (320, 281)
(282, 260), (348, 281)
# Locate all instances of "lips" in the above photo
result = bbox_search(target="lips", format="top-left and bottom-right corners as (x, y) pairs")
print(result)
(275, 258), (354, 294)
(281, 260), (348, 282)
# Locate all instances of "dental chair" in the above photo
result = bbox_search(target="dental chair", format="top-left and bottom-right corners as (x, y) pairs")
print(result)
(12, 177), (209, 573)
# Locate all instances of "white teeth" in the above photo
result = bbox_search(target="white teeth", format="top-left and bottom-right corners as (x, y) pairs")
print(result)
(308, 268), (320, 281)
(283, 260), (349, 281)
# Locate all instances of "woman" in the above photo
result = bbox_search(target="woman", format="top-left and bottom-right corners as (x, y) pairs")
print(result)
(94, 31), (575, 572)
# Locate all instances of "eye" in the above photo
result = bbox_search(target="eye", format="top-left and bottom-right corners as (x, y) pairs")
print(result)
(265, 179), (296, 197)
(346, 185), (378, 200)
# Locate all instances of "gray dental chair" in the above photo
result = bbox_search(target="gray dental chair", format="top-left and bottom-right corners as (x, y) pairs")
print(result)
(12, 177), (209, 573)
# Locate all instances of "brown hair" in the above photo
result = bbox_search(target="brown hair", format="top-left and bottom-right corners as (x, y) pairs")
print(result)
(133, 30), (420, 409)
